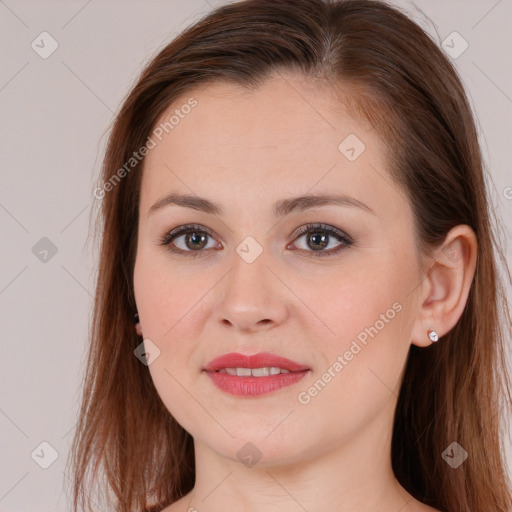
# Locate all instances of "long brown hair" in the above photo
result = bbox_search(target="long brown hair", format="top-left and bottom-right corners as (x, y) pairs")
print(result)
(67, 1), (512, 511)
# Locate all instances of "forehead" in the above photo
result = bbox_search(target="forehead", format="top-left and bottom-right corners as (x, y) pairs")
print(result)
(139, 74), (398, 219)
(147, 75), (370, 159)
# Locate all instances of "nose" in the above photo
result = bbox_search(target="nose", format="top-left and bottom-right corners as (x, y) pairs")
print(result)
(215, 247), (289, 333)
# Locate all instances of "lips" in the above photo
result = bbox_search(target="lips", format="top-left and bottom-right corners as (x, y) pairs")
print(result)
(203, 352), (310, 397)
(203, 352), (310, 373)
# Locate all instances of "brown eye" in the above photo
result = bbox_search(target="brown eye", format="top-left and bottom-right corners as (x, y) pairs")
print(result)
(182, 231), (209, 251)
(159, 224), (219, 257)
(305, 231), (329, 251)
(159, 223), (353, 259)
(289, 224), (353, 258)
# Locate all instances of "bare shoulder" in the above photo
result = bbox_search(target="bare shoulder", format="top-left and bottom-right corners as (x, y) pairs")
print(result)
(160, 494), (442, 512)
(158, 493), (192, 512)
(409, 501), (443, 512)
(395, 493), (442, 512)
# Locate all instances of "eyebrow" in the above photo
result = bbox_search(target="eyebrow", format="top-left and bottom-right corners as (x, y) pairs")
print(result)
(148, 192), (375, 217)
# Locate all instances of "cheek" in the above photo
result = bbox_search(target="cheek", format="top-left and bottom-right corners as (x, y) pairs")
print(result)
(315, 285), (407, 379)
(294, 297), (410, 448)
(300, 251), (414, 379)
(296, 260), (402, 347)
(133, 251), (208, 431)
(133, 246), (204, 339)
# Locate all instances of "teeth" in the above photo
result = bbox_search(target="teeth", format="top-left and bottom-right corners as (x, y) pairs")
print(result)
(251, 367), (270, 377)
(219, 367), (292, 377)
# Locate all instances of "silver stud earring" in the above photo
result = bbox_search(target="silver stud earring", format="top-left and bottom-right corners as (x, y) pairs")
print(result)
(427, 329), (439, 342)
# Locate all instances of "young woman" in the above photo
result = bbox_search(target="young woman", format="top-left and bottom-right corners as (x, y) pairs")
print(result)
(68, 1), (512, 511)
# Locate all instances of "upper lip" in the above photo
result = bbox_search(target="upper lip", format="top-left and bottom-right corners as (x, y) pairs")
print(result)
(203, 352), (310, 372)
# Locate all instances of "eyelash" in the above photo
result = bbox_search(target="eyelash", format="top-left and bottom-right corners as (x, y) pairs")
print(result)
(158, 223), (353, 259)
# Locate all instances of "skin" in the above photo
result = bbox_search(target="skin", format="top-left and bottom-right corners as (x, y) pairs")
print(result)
(133, 71), (477, 512)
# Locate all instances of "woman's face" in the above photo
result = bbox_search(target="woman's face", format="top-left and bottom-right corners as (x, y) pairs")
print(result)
(133, 73), (425, 466)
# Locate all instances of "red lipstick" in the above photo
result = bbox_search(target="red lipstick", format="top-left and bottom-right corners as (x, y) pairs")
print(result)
(203, 352), (310, 396)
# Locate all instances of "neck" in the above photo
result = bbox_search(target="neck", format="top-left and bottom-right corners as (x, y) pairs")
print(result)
(184, 406), (413, 512)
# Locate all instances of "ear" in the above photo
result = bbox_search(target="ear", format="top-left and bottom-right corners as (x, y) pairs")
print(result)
(410, 225), (477, 347)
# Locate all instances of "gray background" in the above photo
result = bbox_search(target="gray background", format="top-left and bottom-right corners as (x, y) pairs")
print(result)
(1, 0), (511, 510)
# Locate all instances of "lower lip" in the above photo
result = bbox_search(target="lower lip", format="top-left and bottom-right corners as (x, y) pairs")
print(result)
(204, 370), (309, 396)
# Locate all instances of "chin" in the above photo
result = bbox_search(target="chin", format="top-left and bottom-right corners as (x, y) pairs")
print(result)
(197, 420), (318, 466)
